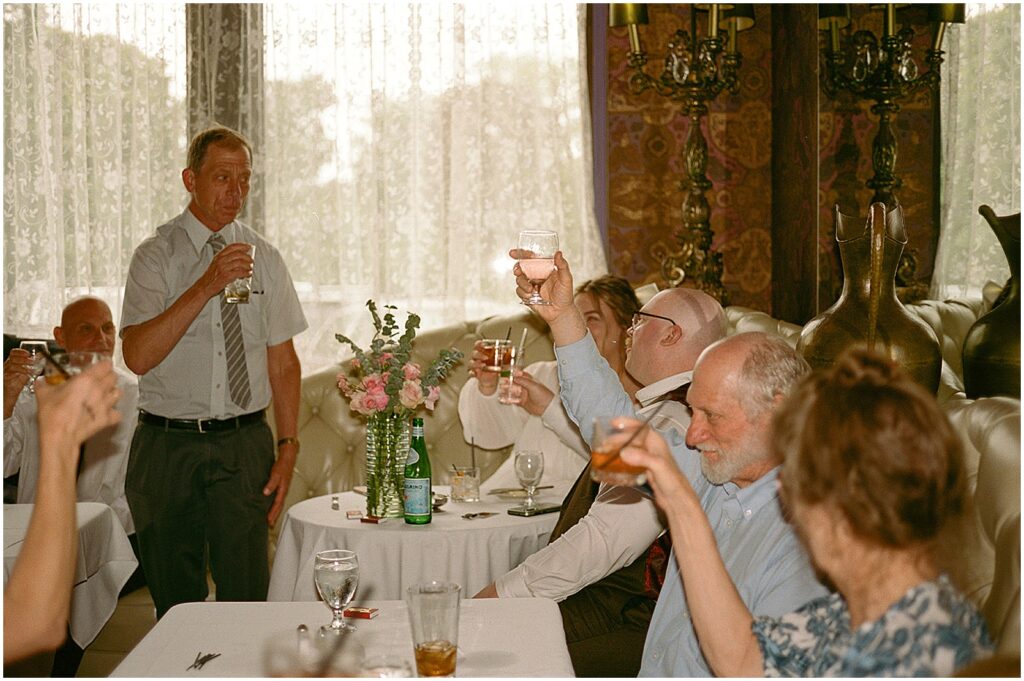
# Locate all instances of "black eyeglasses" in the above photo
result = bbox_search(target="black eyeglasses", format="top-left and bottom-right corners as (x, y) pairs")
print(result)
(631, 311), (677, 329)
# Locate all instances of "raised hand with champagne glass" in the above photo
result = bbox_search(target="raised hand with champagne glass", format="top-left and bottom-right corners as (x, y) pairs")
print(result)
(516, 230), (559, 305)
(3, 348), (38, 417)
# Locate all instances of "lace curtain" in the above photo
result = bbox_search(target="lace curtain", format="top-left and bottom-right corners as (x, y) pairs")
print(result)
(930, 3), (1021, 300)
(4, 3), (606, 373)
(259, 3), (605, 370)
(3, 4), (186, 338)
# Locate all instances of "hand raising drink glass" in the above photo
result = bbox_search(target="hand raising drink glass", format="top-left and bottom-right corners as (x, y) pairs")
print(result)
(590, 416), (649, 486)
(18, 341), (49, 394)
(44, 351), (107, 385)
(314, 549), (359, 634)
(480, 339), (513, 373)
(517, 230), (558, 305)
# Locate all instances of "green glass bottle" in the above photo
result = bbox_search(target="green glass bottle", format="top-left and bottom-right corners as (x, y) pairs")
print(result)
(403, 417), (432, 525)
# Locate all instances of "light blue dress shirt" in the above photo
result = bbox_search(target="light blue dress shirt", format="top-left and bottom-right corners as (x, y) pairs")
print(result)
(555, 332), (829, 677)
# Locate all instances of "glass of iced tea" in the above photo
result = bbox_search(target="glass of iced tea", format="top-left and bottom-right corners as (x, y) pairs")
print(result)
(43, 351), (107, 385)
(590, 416), (648, 486)
(479, 339), (513, 373)
(405, 581), (461, 677)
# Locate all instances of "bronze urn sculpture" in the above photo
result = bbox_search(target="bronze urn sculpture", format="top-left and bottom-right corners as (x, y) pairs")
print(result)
(962, 205), (1020, 398)
(798, 203), (942, 392)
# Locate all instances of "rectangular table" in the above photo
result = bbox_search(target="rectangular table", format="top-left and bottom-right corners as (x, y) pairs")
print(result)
(112, 598), (574, 677)
(3, 502), (137, 648)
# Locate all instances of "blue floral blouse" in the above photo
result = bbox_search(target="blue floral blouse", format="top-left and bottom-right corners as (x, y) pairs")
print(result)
(752, 574), (993, 677)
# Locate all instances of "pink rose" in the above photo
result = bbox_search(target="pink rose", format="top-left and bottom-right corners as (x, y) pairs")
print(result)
(403, 362), (422, 381)
(349, 358), (361, 371)
(336, 373), (353, 396)
(366, 386), (391, 411)
(362, 373), (386, 392)
(378, 352), (394, 366)
(349, 391), (375, 416)
(399, 380), (424, 409)
(425, 385), (441, 411)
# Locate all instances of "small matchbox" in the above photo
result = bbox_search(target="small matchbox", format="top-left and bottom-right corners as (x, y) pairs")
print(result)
(346, 510), (363, 519)
(343, 607), (379, 619)
(360, 515), (387, 524)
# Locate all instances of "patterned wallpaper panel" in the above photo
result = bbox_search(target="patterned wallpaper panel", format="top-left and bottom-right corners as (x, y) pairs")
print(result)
(817, 4), (939, 306)
(606, 4), (774, 310)
(605, 4), (940, 314)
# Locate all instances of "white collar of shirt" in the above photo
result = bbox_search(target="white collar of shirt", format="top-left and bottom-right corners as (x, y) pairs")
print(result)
(179, 206), (235, 255)
(636, 370), (693, 407)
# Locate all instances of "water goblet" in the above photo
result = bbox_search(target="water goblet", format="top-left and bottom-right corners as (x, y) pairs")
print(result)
(513, 449), (544, 510)
(18, 341), (49, 394)
(314, 549), (359, 634)
(517, 230), (558, 306)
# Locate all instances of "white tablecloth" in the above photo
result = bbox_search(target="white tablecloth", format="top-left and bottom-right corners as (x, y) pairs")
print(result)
(111, 598), (574, 677)
(3, 502), (137, 648)
(268, 483), (569, 601)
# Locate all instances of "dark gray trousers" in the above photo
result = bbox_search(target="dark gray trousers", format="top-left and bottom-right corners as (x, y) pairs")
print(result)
(125, 417), (274, 619)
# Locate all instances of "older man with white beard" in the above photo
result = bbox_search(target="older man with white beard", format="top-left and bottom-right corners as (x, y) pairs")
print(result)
(485, 251), (828, 677)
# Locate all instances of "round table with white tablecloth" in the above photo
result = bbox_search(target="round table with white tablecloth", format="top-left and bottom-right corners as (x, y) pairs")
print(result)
(267, 483), (569, 601)
(3, 502), (137, 648)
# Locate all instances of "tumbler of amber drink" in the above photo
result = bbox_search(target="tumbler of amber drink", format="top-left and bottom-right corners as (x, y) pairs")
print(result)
(406, 581), (461, 677)
(480, 339), (513, 373)
(590, 416), (648, 486)
(44, 351), (106, 385)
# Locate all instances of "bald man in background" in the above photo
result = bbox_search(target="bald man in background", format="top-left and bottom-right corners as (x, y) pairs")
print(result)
(4, 297), (140, 539)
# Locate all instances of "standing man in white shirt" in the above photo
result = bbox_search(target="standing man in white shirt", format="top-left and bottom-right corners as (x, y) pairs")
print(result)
(120, 126), (306, 618)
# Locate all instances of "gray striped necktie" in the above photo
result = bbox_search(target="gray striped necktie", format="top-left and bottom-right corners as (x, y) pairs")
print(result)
(208, 233), (252, 409)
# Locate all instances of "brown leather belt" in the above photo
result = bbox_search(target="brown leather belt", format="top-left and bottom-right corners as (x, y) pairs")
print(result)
(139, 409), (265, 433)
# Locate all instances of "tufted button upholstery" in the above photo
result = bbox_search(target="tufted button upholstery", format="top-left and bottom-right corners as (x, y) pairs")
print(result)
(274, 297), (1018, 655)
(941, 395), (1020, 654)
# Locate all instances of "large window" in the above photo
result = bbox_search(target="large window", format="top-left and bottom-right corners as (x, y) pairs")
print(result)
(4, 3), (606, 371)
(931, 3), (1021, 300)
(3, 3), (186, 335)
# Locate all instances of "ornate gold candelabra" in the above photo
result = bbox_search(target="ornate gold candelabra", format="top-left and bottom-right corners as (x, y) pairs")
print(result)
(610, 3), (755, 305)
(819, 3), (965, 208)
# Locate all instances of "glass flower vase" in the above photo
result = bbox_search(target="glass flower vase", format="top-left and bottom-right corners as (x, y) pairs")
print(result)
(364, 411), (409, 518)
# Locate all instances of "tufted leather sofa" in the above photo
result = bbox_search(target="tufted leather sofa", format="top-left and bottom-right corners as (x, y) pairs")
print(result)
(280, 297), (1019, 653)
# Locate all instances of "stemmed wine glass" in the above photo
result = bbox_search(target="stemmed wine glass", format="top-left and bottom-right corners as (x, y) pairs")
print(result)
(314, 549), (359, 634)
(513, 450), (545, 511)
(18, 341), (49, 394)
(517, 230), (558, 306)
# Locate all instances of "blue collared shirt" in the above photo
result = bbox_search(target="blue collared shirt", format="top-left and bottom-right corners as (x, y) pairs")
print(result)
(555, 332), (828, 677)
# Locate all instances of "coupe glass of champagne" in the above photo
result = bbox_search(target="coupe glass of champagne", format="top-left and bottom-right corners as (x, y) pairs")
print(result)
(18, 341), (49, 394)
(517, 230), (558, 306)
(513, 449), (545, 511)
(314, 549), (360, 634)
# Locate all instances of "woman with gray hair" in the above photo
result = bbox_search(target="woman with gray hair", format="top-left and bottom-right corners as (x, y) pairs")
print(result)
(620, 347), (992, 676)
